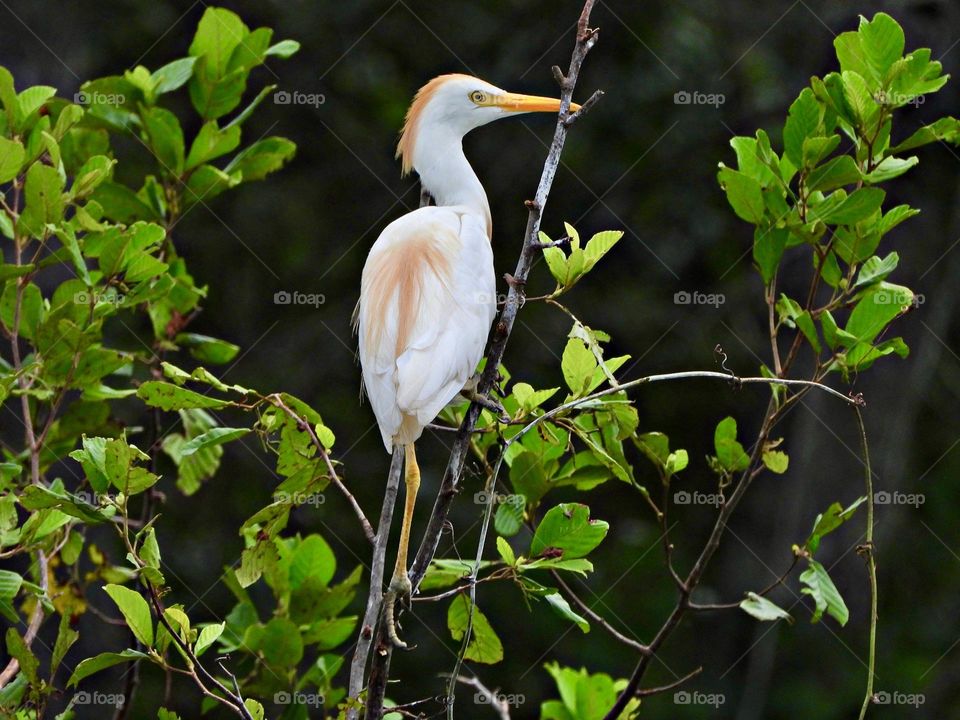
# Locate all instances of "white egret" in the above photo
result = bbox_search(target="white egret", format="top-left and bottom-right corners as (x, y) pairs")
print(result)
(355, 73), (578, 646)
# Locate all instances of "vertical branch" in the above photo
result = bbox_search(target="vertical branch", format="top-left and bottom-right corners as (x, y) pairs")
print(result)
(363, 3), (601, 717)
(347, 445), (404, 714)
(855, 408), (878, 720)
(0, 176), (49, 691)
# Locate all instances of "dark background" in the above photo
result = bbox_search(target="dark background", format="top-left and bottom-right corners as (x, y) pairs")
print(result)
(2, 0), (959, 717)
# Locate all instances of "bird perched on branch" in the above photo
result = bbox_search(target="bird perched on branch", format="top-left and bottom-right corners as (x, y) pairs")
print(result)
(355, 73), (578, 647)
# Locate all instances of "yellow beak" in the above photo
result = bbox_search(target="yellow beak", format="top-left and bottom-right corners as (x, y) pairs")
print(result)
(499, 92), (582, 114)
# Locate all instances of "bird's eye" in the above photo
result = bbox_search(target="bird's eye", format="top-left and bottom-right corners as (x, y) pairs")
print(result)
(469, 90), (486, 105)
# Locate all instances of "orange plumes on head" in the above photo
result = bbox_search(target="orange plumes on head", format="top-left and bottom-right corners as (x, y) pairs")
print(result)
(395, 73), (473, 176)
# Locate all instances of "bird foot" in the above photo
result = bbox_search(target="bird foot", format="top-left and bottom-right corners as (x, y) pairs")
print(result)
(384, 577), (416, 650)
(461, 387), (509, 422)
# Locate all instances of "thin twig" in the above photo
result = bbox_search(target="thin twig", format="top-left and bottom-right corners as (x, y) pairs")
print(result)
(550, 571), (649, 653)
(268, 393), (375, 543)
(636, 666), (703, 698)
(855, 407), (878, 720)
(687, 556), (799, 611)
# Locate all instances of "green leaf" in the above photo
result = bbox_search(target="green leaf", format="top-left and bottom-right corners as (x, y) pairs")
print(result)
(51, 611), (79, 678)
(854, 252), (899, 289)
(800, 559), (849, 625)
(582, 230), (623, 273)
(0, 137), (25, 183)
(496, 536), (516, 566)
(260, 616), (303, 667)
(862, 155), (918, 184)
(189, 7), (249, 77)
(137, 381), (232, 411)
(103, 584), (154, 646)
(762, 449), (789, 474)
(447, 594), (503, 664)
(846, 281), (913, 346)
(224, 137), (297, 182)
(185, 121), (241, 171)
(890, 117), (960, 154)
(718, 166), (765, 223)
(17, 85), (56, 121)
(289, 534), (336, 588)
(0, 66), (19, 128)
(183, 164), (242, 206)
(740, 592), (793, 623)
(530, 503), (608, 559)
(544, 591), (590, 633)
(753, 226), (787, 285)
(783, 88), (823, 167)
(174, 332), (240, 364)
(714, 417), (750, 472)
(511, 382), (558, 414)
(858, 12), (905, 79)
(151, 57), (198, 95)
(141, 106), (185, 175)
(181, 427), (250, 457)
(805, 497), (866, 554)
(494, 500), (524, 537)
(90, 182), (160, 223)
(819, 188), (885, 225)
(194, 622), (225, 657)
(266, 39), (301, 58)
(19, 162), (64, 237)
(6, 629), (39, 684)
(0, 570), (23, 604)
(561, 338), (597, 396)
(806, 155), (861, 193)
(67, 649), (149, 687)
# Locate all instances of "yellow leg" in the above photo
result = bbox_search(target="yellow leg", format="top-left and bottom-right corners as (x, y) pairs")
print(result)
(390, 443), (420, 595)
(386, 443), (419, 649)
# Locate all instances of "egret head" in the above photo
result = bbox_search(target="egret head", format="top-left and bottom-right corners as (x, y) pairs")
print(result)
(396, 73), (580, 176)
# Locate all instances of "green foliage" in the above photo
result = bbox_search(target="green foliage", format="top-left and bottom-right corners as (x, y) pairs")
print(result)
(447, 594), (504, 664)
(0, 8), (355, 717)
(719, 12), (956, 380)
(541, 662), (640, 719)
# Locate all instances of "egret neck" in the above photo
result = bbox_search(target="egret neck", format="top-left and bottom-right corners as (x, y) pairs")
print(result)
(414, 129), (491, 237)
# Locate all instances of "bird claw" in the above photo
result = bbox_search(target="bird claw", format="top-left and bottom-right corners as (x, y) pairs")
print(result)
(385, 579), (416, 650)
(462, 388), (509, 422)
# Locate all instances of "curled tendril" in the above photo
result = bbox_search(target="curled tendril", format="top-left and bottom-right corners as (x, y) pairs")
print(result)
(713, 344), (741, 388)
